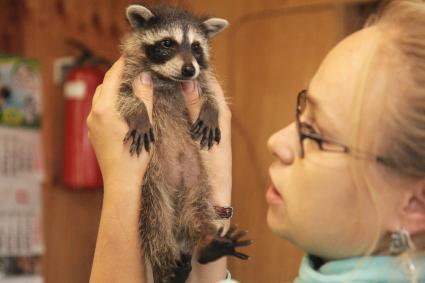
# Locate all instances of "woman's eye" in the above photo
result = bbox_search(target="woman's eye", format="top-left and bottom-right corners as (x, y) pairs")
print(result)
(161, 38), (173, 48)
(191, 42), (201, 51)
(310, 123), (321, 134)
(301, 122), (321, 135)
(300, 122), (317, 134)
(301, 115), (321, 133)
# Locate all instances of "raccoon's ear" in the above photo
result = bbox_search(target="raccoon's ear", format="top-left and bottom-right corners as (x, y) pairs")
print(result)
(126, 5), (154, 29)
(202, 18), (228, 38)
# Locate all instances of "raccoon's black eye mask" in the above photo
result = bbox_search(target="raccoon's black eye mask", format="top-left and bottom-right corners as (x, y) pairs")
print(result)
(161, 38), (174, 48)
(145, 39), (178, 64)
(191, 42), (201, 52)
(191, 42), (207, 68)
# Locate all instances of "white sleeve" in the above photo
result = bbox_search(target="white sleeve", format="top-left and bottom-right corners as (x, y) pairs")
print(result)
(216, 270), (239, 283)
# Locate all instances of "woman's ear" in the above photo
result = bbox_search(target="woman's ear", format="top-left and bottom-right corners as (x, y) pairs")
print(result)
(126, 5), (154, 29)
(401, 179), (425, 234)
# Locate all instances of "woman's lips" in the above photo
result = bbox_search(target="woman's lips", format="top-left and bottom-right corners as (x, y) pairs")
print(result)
(266, 185), (283, 204)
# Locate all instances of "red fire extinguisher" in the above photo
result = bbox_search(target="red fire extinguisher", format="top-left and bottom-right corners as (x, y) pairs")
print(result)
(62, 41), (109, 189)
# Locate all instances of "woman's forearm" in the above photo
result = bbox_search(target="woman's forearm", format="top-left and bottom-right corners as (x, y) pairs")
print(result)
(90, 175), (146, 283)
(188, 257), (228, 283)
(187, 181), (231, 283)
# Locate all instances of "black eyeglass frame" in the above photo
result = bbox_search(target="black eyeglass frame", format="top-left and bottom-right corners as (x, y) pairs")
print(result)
(295, 89), (392, 167)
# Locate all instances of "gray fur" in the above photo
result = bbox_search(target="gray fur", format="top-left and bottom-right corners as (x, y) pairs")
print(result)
(127, 5), (154, 28)
(202, 18), (229, 38)
(118, 4), (227, 283)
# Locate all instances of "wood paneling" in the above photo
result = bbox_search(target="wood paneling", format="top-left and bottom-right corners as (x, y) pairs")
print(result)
(41, 186), (103, 283)
(221, 4), (347, 283)
(0, 0), (24, 54)
(1, 1), (377, 282)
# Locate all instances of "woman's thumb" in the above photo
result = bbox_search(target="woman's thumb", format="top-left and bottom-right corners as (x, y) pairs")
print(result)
(133, 72), (154, 121)
(182, 80), (201, 122)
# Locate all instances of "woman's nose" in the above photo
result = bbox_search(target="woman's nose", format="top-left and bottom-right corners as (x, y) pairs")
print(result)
(267, 123), (297, 164)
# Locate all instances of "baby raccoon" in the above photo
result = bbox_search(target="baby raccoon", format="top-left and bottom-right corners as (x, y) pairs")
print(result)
(117, 4), (251, 283)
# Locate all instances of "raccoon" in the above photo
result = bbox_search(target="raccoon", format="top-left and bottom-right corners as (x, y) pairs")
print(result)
(117, 4), (250, 283)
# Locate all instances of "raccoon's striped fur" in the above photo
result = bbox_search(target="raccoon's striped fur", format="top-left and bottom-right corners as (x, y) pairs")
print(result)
(116, 4), (228, 283)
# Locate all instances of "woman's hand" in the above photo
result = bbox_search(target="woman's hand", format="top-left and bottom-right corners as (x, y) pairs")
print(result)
(182, 77), (232, 208)
(89, 58), (153, 283)
(87, 57), (153, 193)
(88, 58), (231, 283)
(181, 77), (232, 283)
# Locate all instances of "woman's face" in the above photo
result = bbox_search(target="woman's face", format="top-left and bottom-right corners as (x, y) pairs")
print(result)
(266, 26), (401, 259)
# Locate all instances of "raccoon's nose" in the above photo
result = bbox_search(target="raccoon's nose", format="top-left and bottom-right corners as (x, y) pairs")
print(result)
(182, 64), (195, 78)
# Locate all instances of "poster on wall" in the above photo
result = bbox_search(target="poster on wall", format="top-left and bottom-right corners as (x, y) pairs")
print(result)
(0, 55), (44, 282)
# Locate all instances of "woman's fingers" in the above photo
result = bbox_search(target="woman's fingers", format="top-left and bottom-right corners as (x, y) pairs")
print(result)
(101, 57), (125, 100)
(182, 80), (201, 122)
(90, 57), (125, 114)
(92, 84), (102, 107)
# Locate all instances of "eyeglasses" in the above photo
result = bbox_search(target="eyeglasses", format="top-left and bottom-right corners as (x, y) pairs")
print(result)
(295, 89), (393, 167)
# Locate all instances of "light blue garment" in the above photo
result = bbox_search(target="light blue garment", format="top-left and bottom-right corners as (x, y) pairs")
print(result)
(295, 255), (425, 283)
(218, 255), (425, 283)
(217, 270), (239, 283)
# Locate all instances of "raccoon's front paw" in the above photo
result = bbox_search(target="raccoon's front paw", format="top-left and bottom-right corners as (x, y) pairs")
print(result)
(165, 253), (192, 283)
(190, 106), (220, 150)
(123, 112), (155, 156)
(197, 225), (253, 264)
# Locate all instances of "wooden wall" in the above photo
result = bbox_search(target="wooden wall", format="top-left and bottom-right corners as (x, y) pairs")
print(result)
(0, 0), (24, 54)
(0, 0), (376, 282)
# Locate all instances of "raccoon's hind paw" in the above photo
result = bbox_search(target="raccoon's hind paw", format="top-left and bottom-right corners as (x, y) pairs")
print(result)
(164, 253), (192, 283)
(197, 225), (253, 264)
(190, 118), (221, 150)
(123, 112), (155, 156)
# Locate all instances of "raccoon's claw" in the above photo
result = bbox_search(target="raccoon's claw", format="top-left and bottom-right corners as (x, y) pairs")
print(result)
(214, 128), (221, 143)
(165, 253), (192, 283)
(197, 225), (253, 264)
(123, 127), (155, 156)
(190, 118), (221, 150)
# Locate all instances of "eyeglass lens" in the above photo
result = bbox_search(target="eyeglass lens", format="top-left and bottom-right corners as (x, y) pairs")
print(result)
(297, 90), (307, 158)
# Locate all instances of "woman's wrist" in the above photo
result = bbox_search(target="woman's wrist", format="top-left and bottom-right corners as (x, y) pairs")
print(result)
(102, 164), (146, 193)
(213, 183), (232, 207)
(91, 178), (145, 283)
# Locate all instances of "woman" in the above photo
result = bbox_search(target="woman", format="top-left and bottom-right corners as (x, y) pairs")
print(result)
(88, 0), (425, 282)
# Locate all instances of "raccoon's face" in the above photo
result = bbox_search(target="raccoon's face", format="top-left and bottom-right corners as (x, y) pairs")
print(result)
(126, 5), (228, 81)
(142, 26), (209, 81)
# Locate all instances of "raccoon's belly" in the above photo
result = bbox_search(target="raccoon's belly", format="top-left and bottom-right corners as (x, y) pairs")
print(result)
(156, 124), (202, 189)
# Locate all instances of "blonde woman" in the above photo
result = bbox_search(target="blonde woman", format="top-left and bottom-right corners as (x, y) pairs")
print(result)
(88, 0), (425, 282)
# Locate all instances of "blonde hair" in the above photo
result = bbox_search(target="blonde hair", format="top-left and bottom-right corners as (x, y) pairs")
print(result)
(347, 1), (425, 281)
(370, 0), (425, 179)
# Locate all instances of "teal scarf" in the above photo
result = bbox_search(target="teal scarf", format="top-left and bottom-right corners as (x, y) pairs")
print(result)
(294, 255), (425, 283)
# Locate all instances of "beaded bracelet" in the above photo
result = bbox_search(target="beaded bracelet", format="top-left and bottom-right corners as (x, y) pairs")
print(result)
(214, 206), (233, 219)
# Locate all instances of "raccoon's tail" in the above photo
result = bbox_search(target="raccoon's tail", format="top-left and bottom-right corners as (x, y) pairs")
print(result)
(140, 166), (179, 283)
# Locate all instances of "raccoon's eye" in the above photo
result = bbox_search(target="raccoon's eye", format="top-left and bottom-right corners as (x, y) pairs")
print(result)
(191, 42), (201, 52)
(161, 38), (173, 48)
